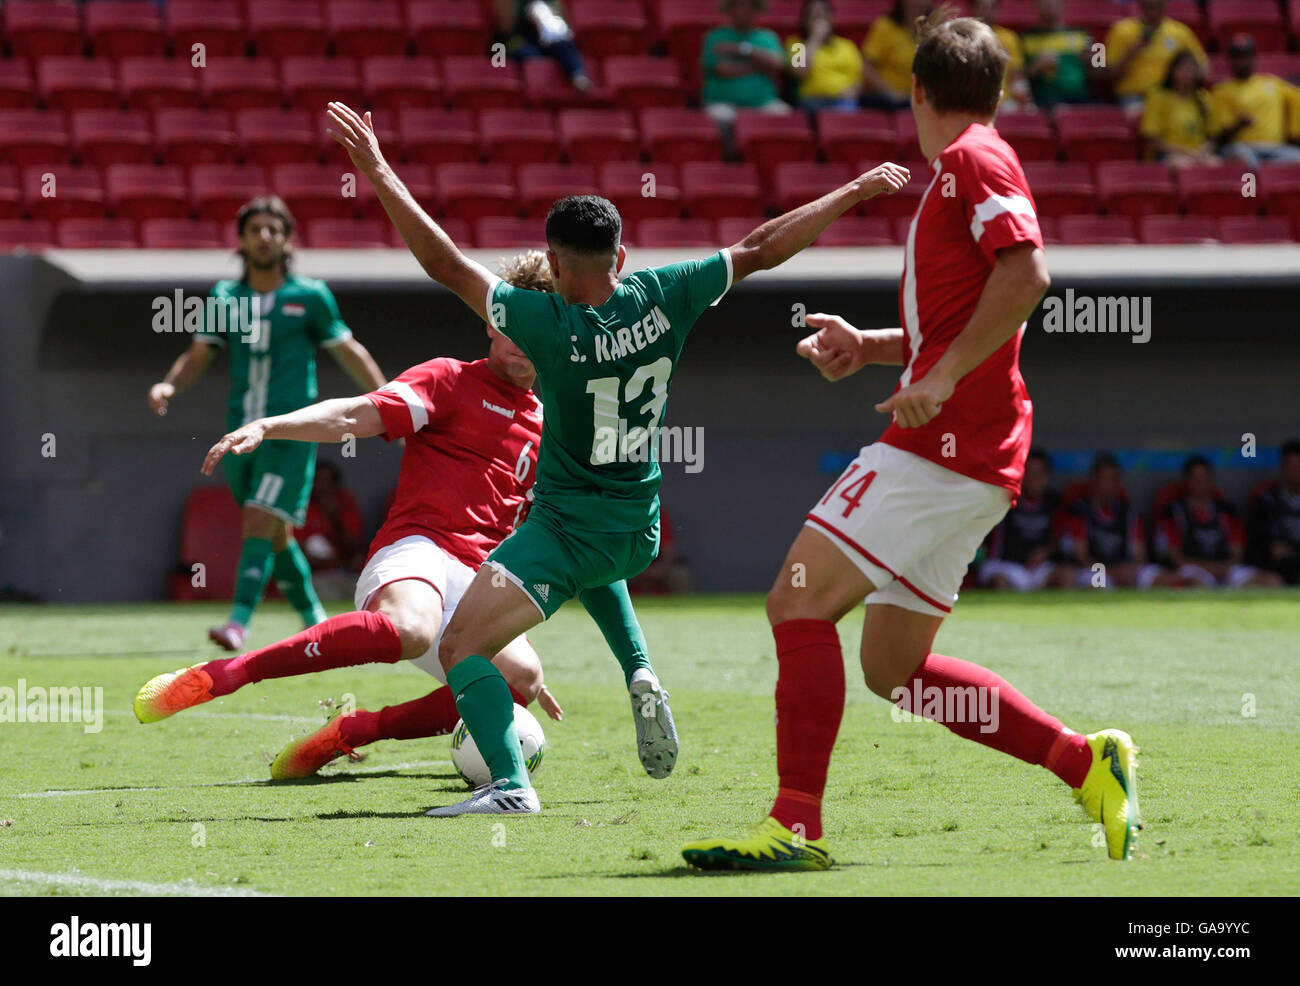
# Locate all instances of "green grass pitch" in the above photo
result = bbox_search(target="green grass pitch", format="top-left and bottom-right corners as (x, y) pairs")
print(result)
(1, 591), (1297, 896)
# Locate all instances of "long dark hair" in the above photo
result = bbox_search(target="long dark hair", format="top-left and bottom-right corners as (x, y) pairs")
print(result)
(1161, 50), (1208, 125)
(236, 195), (295, 281)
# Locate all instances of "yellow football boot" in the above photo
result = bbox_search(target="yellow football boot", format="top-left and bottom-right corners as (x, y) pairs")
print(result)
(682, 816), (832, 871)
(1074, 728), (1142, 860)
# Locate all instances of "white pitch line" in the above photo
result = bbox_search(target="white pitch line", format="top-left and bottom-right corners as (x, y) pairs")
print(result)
(0, 868), (275, 897)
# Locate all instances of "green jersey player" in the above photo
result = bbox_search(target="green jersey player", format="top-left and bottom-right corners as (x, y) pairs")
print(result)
(327, 100), (907, 816)
(149, 196), (387, 651)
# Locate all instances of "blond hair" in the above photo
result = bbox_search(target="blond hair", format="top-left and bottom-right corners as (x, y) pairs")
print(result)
(499, 250), (555, 293)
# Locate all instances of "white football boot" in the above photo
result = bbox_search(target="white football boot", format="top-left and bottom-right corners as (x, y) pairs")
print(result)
(629, 668), (678, 779)
(425, 780), (540, 817)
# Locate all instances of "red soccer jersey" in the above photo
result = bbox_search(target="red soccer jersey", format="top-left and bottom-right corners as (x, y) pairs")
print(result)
(879, 122), (1041, 497)
(364, 357), (542, 569)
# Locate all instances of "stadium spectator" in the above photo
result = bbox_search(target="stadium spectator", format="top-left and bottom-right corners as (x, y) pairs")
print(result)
(298, 461), (367, 600)
(1019, 0), (1095, 108)
(1246, 440), (1300, 585)
(1104, 0), (1207, 109)
(1157, 456), (1280, 588)
(702, 0), (792, 140)
(1060, 453), (1180, 588)
(979, 449), (1073, 590)
(971, 0), (1030, 112)
(630, 509), (692, 595)
(1211, 35), (1300, 170)
(860, 0), (931, 109)
(493, 0), (592, 92)
(1141, 49), (1219, 166)
(786, 0), (864, 112)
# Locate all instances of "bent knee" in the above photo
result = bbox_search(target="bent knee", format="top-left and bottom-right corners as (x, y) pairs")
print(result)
(497, 657), (543, 703)
(380, 611), (436, 662)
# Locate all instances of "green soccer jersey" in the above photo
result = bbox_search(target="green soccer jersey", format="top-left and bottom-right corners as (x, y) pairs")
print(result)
(195, 275), (353, 429)
(489, 249), (732, 532)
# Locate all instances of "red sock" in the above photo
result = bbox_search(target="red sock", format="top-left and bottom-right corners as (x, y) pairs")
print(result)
(901, 653), (1091, 788)
(339, 685), (530, 747)
(768, 619), (845, 842)
(204, 610), (403, 697)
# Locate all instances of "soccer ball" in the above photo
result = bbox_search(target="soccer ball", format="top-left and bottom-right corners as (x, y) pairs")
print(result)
(449, 704), (545, 788)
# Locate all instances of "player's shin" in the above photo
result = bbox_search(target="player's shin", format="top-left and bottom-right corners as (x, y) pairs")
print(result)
(274, 540), (327, 627)
(229, 537), (276, 626)
(578, 581), (653, 686)
(445, 655), (530, 790)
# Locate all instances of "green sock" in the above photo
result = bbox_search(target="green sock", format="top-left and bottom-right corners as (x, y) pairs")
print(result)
(579, 580), (653, 688)
(274, 540), (327, 627)
(230, 537), (275, 627)
(446, 655), (529, 790)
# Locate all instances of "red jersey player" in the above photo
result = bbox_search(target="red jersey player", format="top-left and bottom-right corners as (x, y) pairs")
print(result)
(684, 14), (1141, 870)
(133, 253), (663, 780)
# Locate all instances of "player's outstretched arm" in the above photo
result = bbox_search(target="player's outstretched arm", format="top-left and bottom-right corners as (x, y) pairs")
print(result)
(329, 335), (387, 392)
(201, 396), (383, 475)
(796, 313), (904, 381)
(149, 338), (217, 416)
(727, 163), (909, 282)
(325, 101), (495, 321)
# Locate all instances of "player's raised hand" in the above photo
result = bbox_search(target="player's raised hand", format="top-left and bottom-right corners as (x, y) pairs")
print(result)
(202, 421), (267, 475)
(874, 370), (955, 428)
(326, 102), (385, 175)
(796, 312), (867, 382)
(148, 381), (175, 416)
(857, 162), (910, 200)
(536, 685), (564, 722)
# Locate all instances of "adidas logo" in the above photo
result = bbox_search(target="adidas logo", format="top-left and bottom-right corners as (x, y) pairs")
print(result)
(532, 583), (550, 603)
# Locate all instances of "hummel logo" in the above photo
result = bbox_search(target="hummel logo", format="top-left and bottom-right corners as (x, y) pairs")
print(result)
(482, 399), (515, 419)
(305, 641), (321, 658)
(533, 583), (550, 602)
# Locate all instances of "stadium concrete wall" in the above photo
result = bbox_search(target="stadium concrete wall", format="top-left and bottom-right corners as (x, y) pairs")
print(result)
(2, 247), (1297, 601)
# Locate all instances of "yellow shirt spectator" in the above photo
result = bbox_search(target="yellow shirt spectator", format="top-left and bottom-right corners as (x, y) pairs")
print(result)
(1141, 87), (1212, 152)
(1211, 74), (1300, 144)
(787, 34), (864, 100)
(1105, 17), (1207, 98)
(863, 16), (915, 95)
(991, 23), (1023, 101)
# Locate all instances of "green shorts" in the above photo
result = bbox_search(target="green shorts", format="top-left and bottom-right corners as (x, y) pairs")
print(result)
(486, 507), (660, 619)
(223, 438), (316, 527)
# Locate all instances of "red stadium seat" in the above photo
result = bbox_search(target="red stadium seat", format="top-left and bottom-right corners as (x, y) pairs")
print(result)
(37, 58), (118, 112)
(755, 0), (802, 36)
(248, 1), (328, 58)
(167, 1), (247, 59)
(1253, 52), (1300, 84)
(236, 108), (319, 167)
(569, 1), (650, 56)
(771, 161), (854, 213)
(1070, 0), (1135, 42)
(996, 1), (1038, 32)
(71, 109), (153, 166)
(201, 58), (282, 111)
(0, 219), (57, 251)
(409, 1), (492, 58)
(814, 216), (897, 247)
(442, 56), (523, 111)
(1216, 215), (1292, 243)
(1057, 214), (1138, 245)
(436, 163), (518, 223)
(1022, 162), (1098, 218)
(304, 217), (392, 248)
(1164, 1), (1208, 45)
(190, 163), (271, 223)
(517, 163), (599, 219)
(106, 164), (190, 223)
(816, 109), (899, 165)
(155, 109), (239, 166)
(714, 216), (765, 244)
(994, 112), (1059, 162)
(22, 165), (106, 220)
(118, 57), (202, 111)
(1208, 1), (1288, 52)
(680, 162), (763, 220)
(732, 111), (817, 180)
(272, 163), (360, 222)
(0, 110), (72, 166)
(474, 216), (549, 248)
(1176, 164), (1258, 217)
(598, 161), (682, 223)
(1036, 216), (1061, 244)
(1096, 162), (1177, 219)
(858, 159), (928, 219)
(559, 109), (640, 166)
(521, 58), (612, 111)
(656, 2), (723, 88)
(398, 108), (479, 166)
(57, 217), (138, 248)
(325, 0), (406, 58)
(172, 485), (242, 600)
(0, 165), (21, 219)
(3, 2), (83, 60)
(362, 56), (442, 110)
(84, 2), (165, 59)
(140, 218), (225, 248)
(634, 218), (717, 248)
(604, 56), (686, 110)
(1139, 214), (1218, 244)
(1259, 162), (1300, 216)
(893, 112), (923, 160)
(0, 59), (36, 109)
(281, 56), (363, 111)
(1054, 106), (1137, 163)
(639, 108), (723, 165)
(830, 0), (889, 37)
(479, 109), (561, 165)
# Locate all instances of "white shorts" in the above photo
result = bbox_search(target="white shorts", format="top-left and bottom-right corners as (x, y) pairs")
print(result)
(1178, 562), (1260, 588)
(353, 535), (477, 684)
(805, 443), (1010, 617)
(979, 558), (1056, 591)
